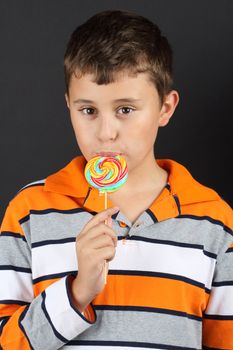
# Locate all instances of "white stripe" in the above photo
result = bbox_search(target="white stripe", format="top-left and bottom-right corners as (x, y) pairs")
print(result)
(205, 285), (233, 315)
(32, 240), (215, 289)
(110, 240), (215, 289)
(0, 270), (33, 302)
(44, 276), (92, 340)
(19, 179), (45, 191)
(32, 242), (77, 279)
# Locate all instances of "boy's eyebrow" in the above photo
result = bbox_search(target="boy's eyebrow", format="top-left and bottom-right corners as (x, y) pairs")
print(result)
(73, 98), (142, 104)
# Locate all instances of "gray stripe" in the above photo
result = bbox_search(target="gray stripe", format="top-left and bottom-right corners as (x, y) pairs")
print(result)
(20, 293), (64, 349)
(135, 218), (233, 256)
(21, 220), (31, 246)
(21, 211), (93, 244)
(74, 309), (201, 349)
(0, 236), (31, 268)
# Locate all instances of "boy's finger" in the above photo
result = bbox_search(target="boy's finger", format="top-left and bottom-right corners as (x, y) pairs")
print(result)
(82, 206), (119, 233)
(106, 216), (112, 227)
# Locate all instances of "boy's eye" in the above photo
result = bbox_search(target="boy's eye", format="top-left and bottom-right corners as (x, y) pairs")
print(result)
(117, 106), (134, 115)
(79, 107), (95, 115)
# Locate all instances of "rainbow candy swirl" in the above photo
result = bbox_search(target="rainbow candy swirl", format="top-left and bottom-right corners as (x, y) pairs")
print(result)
(84, 155), (128, 193)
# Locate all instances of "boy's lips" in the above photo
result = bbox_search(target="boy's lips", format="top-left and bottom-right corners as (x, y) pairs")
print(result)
(95, 152), (122, 157)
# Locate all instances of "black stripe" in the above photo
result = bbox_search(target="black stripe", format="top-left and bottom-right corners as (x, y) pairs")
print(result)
(82, 186), (92, 206)
(18, 305), (35, 349)
(19, 207), (90, 225)
(30, 208), (86, 215)
(112, 211), (120, 220)
(32, 234), (216, 257)
(19, 214), (30, 225)
(32, 237), (75, 248)
(18, 182), (45, 193)
(0, 231), (26, 242)
(203, 346), (222, 350)
(67, 340), (198, 349)
(173, 194), (181, 215)
(146, 209), (158, 223)
(0, 265), (31, 273)
(226, 247), (233, 253)
(41, 291), (68, 343)
(212, 280), (233, 287)
(204, 313), (233, 320)
(203, 250), (217, 259)
(94, 305), (202, 321)
(0, 316), (9, 321)
(205, 287), (211, 294)
(0, 299), (30, 306)
(119, 235), (217, 259)
(33, 270), (77, 284)
(176, 215), (233, 236)
(0, 316), (10, 336)
(126, 235), (203, 250)
(108, 269), (207, 290)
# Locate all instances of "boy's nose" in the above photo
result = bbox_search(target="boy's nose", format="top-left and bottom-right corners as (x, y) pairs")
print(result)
(96, 118), (118, 142)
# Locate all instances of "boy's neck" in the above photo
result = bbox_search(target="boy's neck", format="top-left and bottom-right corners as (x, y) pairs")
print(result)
(108, 152), (168, 200)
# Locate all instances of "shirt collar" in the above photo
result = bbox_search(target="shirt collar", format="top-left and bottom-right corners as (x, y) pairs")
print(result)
(44, 155), (219, 221)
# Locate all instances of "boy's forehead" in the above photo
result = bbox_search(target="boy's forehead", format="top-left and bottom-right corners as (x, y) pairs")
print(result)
(69, 71), (158, 100)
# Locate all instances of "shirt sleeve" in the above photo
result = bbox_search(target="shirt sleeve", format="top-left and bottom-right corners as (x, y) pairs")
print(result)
(0, 200), (96, 350)
(202, 236), (233, 349)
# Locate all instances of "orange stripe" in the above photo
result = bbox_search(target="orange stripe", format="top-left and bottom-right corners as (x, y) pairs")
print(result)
(203, 319), (233, 349)
(1, 188), (85, 232)
(181, 201), (233, 231)
(0, 303), (24, 317)
(33, 278), (61, 297)
(17, 187), (84, 212)
(93, 274), (209, 317)
(84, 303), (96, 322)
(0, 305), (31, 350)
(1, 206), (25, 236)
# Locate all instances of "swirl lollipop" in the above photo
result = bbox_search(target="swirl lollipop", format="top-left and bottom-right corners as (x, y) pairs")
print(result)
(84, 154), (128, 283)
(84, 155), (128, 193)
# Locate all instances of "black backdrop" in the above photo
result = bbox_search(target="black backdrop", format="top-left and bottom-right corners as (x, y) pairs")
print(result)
(0, 0), (233, 222)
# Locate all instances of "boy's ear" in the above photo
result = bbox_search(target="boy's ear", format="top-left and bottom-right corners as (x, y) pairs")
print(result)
(65, 93), (70, 109)
(158, 90), (179, 127)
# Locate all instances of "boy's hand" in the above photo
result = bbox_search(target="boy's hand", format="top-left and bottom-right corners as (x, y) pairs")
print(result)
(70, 206), (119, 312)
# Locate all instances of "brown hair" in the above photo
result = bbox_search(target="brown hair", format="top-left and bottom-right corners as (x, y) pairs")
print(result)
(64, 10), (174, 105)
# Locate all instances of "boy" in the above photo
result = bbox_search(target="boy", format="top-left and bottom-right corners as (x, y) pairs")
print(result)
(0, 9), (233, 350)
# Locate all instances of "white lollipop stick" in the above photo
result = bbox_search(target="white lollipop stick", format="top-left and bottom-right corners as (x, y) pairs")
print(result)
(104, 191), (108, 285)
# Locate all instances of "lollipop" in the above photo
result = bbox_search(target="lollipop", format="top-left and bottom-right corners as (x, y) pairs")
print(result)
(84, 154), (128, 283)
(84, 155), (128, 193)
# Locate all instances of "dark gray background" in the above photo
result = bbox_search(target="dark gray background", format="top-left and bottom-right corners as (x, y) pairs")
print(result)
(0, 0), (232, 222)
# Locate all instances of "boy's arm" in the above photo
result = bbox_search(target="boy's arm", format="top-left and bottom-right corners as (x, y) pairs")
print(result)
(202, 235), (233, 349)
(0, 199), (96, 350)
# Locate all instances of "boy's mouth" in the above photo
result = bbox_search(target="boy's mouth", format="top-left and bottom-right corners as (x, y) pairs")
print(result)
(95, 152), (122, 157)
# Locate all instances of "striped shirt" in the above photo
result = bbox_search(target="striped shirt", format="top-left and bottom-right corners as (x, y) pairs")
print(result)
(0, 155), (233, 350)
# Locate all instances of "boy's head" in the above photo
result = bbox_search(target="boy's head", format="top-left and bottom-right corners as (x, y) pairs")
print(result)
(64, 9), (173, 107)
(64, 10), (179, 173)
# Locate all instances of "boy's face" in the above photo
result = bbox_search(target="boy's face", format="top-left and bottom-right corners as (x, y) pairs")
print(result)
(65, 72), (179, 173)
